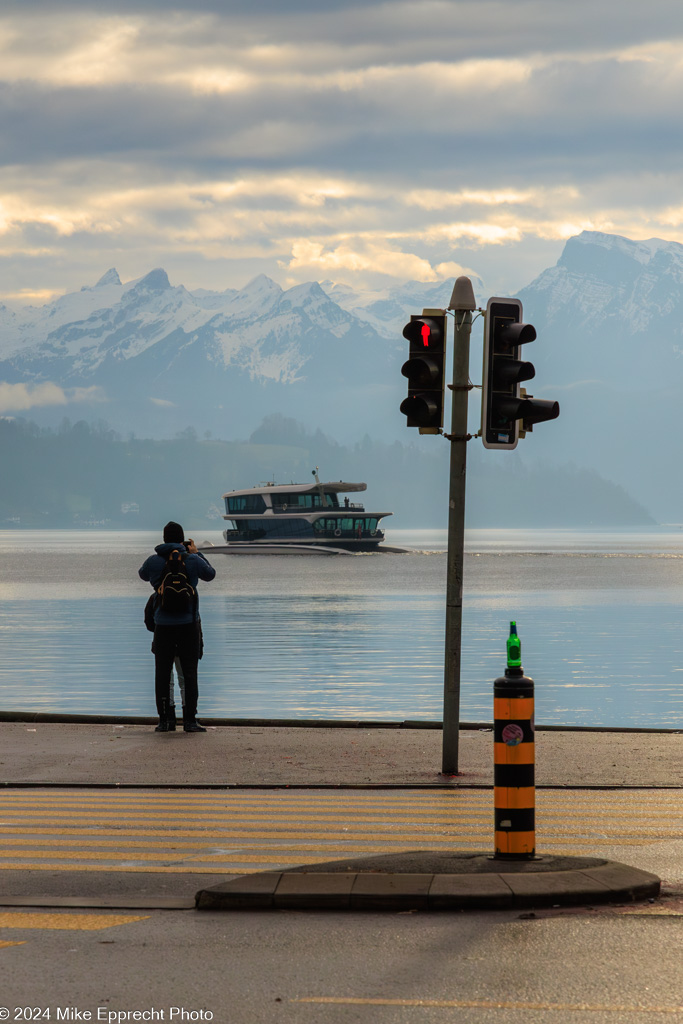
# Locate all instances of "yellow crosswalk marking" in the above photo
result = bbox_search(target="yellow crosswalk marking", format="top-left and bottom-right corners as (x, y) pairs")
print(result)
(0, 912), (149, 930)
(293, 996), (683, 1014)
(0, 813), (678, 837)
(0, 792), (675, 807)
(0, 863), (265, 874)
(0, 825), (658, 843)
(0, 796), (678, 821)
(0, 788), (678, 876)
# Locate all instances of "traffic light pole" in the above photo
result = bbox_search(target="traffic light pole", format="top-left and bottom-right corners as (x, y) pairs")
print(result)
(442, 279), (476, 776)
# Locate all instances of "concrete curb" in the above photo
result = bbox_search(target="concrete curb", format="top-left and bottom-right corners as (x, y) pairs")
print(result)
(195, 854), (661, 912)
(0, 711), (680, 733)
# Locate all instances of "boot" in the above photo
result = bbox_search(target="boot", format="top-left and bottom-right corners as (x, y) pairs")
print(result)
(167, 705), (177, 732)
(155, 698), (171, 732)
(182, 707), (206, 733)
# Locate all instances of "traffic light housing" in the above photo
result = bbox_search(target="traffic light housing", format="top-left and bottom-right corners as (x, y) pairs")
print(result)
(481, 297), (559, 450)
(400, 310), (447, 434)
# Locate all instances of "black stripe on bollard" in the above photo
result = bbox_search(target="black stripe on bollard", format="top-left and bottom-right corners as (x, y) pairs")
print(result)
(494, 807), (536, 833)
(493, 676), (533, 700)
(493, 720), (535, 744)
(494, 763), (535, 788)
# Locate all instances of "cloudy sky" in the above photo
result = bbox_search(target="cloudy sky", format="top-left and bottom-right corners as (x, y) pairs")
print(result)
(3, 0), (683, 304)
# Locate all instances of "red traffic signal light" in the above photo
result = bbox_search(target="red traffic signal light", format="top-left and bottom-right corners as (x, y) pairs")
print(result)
(400, 312), (447, 433)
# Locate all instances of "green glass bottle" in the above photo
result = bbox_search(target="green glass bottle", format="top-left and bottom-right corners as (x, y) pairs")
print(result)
(507, 621), (521, 668)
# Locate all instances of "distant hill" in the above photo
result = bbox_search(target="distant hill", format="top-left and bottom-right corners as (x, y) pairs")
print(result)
(0, 415), (654, 529)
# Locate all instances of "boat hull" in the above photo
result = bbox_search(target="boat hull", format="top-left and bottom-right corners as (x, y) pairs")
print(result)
(199, 542), (352, 556)
(198, 542), (409, 556)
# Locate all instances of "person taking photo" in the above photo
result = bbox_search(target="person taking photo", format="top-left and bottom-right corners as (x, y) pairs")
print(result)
(139, 521), (216, 732)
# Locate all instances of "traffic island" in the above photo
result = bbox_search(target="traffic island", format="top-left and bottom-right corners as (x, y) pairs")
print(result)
(195, 852), (660, 912)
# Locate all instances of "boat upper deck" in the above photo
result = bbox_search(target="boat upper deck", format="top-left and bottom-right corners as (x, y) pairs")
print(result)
(221, 481), (366, 499)
(222, 481), (389, 518)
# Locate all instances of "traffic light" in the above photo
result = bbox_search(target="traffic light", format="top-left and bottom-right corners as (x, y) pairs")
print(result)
(400, 310), (447, 434)
(481, 297), (559, 450)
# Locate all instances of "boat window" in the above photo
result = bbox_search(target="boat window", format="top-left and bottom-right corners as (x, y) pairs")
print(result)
(247, 518), (314, 539)
(312, 517), (381, 536)
(274, 492), (339, 510)
(275, 493), (308, 509)
(225, 522), (267, 540)
(225, 495), (267, 514)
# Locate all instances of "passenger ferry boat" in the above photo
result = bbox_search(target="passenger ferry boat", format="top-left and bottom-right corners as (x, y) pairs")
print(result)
(200, 471), (401, 555)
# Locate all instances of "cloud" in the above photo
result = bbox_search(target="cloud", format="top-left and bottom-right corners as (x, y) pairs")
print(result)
(2, 1), (683, 297)
(2, 288), (62, 302)
(286, 240), (441, 282)
(2, 10), (682, 177)
(0, 381), (105, 412)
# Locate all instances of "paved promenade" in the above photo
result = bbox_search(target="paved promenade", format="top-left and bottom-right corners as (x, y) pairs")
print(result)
(1, 717), (681, 787)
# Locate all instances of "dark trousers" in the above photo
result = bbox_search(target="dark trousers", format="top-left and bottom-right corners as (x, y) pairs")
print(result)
(153, 623), (200, 719)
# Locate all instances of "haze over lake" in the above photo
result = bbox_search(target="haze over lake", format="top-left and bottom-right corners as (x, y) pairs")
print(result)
(0, 528), (681, 729)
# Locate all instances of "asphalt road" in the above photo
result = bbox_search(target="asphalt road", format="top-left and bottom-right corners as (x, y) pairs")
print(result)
(1, 904), (682, 1024)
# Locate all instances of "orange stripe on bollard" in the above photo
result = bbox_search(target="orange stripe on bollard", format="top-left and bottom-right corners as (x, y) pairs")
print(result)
(493, 697), (534, 720)
(493, 742), (535, 765)
(494, 786), (535, 810)
(494, 830), (536, 857)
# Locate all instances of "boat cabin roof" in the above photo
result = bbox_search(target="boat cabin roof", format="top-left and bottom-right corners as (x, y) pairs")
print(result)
(221, 481), (367, 499)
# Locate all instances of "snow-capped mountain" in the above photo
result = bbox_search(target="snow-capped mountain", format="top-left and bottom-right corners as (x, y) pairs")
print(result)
(0, 267), (442, 442)
(1, 269), (352, 375)
(520, 231), (683, 383)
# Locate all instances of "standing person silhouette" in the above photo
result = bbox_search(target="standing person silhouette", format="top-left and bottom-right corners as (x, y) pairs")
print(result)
(139, 521), (215, 732)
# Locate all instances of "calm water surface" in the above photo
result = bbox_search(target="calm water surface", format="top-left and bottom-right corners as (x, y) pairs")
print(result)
(0, 528), (682, 727)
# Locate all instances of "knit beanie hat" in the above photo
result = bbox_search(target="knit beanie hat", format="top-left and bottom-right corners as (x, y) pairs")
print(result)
(163, 521), (184, 544)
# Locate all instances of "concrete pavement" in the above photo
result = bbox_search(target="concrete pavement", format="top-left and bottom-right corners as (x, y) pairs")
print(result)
(1, 714), (681, 787)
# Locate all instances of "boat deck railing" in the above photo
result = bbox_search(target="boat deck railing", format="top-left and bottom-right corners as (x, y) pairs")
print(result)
(271, 502), (365, 513)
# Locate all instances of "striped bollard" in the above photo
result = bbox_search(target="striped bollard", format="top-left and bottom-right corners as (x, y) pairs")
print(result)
(493, 623), (535, 859)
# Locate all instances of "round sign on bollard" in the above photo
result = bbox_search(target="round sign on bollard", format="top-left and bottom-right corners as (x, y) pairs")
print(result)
(493, 665), (535, 859)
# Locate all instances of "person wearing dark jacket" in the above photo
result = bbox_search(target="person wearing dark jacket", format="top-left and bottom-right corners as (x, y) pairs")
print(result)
(139, 521), (216, 733)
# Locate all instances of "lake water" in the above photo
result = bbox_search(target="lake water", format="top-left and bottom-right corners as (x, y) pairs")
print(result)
(0, 528), (682, 728)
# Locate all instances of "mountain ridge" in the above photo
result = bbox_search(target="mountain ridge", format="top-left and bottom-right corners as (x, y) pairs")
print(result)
(2, 229), (683, 520)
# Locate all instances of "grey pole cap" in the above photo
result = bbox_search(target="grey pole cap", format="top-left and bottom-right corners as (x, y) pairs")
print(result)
(448, 276), (476, 311)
